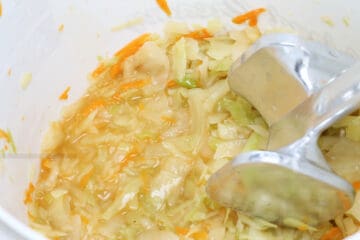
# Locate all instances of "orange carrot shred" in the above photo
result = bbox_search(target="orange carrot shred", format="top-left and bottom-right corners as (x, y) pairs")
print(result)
(353, 181), (360, 191)
(109, 63), (121, 79)
(232, 8), (266, 26)
(113, 79), (151, 99)
(24, 183), (35, 204)
(190, 230), (208, 240)
(175, 226), (189, 236)
(81, 215), (89, 225)
(119, 79), (151, 91)
(92, 63), (107, 78)
(156, 0), (172, 16)
(41, 158), (51, 170)
(183, 28), (213, 40)
(0, 2), (2, 17)
(0, 128), (9, 141)
(59, 86), (71, 100)
(119, 149), (138, 170)
(248, 17), (258, 27)
(110, 33), (152, 78)
(320, 227), (343, 240)
(166, 80), (178, 88)
(79, 168), (94, 188)
(114, 33), (152, 57)
(82, 99), (105, 116)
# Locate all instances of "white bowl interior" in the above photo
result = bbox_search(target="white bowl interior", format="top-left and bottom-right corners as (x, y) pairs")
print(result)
(0, 0), (360, 239)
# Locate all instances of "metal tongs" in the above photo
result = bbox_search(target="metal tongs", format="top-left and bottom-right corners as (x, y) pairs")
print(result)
(207, 34), (359, 227)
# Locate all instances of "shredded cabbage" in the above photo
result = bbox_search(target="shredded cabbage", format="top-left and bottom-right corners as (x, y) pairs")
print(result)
(26, 20), (360, 240)
(332, 115), (360, 142)
(171, 37), (187, 82)
(177, 73), (198, 88)
(347, 192), (360, 222)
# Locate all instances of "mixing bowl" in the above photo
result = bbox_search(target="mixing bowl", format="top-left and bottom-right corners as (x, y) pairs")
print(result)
(0, 0), (359, 239)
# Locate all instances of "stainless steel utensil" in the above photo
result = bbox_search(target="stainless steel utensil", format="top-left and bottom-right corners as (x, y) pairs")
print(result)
(228, 34), (355, 126)
(207, 34), (359, 227)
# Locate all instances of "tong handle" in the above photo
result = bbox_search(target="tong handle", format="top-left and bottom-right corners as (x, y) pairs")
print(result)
(269, 62), (360, 150)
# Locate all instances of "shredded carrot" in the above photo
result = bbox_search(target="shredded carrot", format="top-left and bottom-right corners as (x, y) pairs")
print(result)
(114, 33), (152, 57)
(113, 79), (151, 99)
(81, 215), (89, 225)
(320, 227), (343, 240)
(81, 99), (106, 116)
(0, 2), (2, 17)
(183, 28), (213, 40)
(119, 148), (138, 170)
(175, 226), (189, 236)
(166, 80), (178, 88)
(190, 230), (208, 240)
(58, 86), (71, 100)
(58, 24), (64, 32)
(110, 33), (152, 78)
(79, 168), (94, 188)
(24, 183), (35, 204)
(120, 79), (151, 91)
(114, 33), (152, 58)
(353, 181), (360, 191)
(232, 8), (266, 27)
(156, 0), (172, 16)
(41, 158), (51, 170)
(7, 68), (11, 77)
(0, 128), (9, 141)
(109, 63), (121, 79)
(161, 115), (176, 124)
(92, 63), (107, 78)
(248, 17), (258, 27)
(4, 144), (8, 151)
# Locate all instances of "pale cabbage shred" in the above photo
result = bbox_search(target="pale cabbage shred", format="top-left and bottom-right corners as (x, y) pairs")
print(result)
(27, 21), (360, 240)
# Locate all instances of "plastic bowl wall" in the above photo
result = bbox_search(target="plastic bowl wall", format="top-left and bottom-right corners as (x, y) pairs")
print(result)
(0, 0), (359, 239)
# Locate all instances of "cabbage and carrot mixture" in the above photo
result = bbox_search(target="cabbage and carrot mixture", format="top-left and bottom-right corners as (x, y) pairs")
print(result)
(26, 21), (360, 240)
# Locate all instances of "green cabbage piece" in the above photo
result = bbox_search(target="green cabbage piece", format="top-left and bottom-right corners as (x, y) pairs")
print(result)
(177, 73), (198, 89)
(220, 97), (257, 126)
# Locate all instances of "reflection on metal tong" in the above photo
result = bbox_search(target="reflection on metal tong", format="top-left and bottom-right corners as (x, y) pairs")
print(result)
(207, 34), (358, 227)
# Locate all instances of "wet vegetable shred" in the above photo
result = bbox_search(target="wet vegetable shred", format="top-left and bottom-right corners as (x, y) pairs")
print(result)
(58, 87), (71, 100)
(232, 8), (266, 27)
(156, 0), (172, 16)
(26, 18), (360, 240)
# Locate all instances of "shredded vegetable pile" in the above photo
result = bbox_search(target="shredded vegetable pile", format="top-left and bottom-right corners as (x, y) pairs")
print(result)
(26, 21), (360, 240)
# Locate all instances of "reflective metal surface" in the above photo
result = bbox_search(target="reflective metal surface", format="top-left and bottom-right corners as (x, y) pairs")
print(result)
(269, 62), (360, 151)
(207, 151), (352, 226)
(208, 34), (359, 226)
(228, 34), (355, 125)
